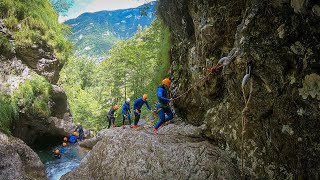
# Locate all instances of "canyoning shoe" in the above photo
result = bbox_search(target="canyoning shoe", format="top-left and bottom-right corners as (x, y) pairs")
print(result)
(134, 125), (138, 129)
(161, 123), (165, 127)
(130, 125), (133, 128)
(122, 125), (125, 129)
(153, 128), (158, 133)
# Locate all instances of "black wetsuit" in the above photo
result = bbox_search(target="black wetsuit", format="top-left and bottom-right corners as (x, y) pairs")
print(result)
(75, 125), (84, 141)
(107, 107), (116, 128)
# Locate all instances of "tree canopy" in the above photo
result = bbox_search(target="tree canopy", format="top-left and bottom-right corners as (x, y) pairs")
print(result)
(49, 0), (74, 16)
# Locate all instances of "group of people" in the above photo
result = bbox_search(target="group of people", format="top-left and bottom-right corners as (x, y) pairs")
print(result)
(107, 78), (173, 132)
(53, 123), (85, 159)
(54, 77), (173, 160)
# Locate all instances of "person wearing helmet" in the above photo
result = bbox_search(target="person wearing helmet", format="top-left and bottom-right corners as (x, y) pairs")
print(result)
(75, 122), (84, 141)
(107, 105), (119, 128)
(68, 131), (78, 143)
(121, 98), (132, 129)
(133, 94), (152, 128)
(153, 78), (173, 133)
(60, 142), (67, 153)
(53, 149), (61, 159)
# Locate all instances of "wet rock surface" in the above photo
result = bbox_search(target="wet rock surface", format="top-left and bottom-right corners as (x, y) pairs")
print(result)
(62, 124), (240, 180)
(158, 0), (320, 178)
(0, 131), (47, 180)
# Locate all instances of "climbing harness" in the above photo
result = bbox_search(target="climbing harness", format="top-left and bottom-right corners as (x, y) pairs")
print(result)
(171, 57), (231, 101)
(240, 61), (253, 178)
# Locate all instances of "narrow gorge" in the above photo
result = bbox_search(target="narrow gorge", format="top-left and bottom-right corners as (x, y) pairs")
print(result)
(1, 0), (319, 179)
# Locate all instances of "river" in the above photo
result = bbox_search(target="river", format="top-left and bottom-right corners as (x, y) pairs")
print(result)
(36, 143), (89, 180)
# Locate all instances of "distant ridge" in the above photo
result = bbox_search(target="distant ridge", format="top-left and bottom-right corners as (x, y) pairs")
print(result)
(65, 1), (156, 58)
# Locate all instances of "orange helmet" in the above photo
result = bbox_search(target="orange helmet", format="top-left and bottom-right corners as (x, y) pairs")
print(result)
(62, 142), (67, 147)
(142, 94), (148, 100)
(63, 137), (68, 142)
(114, 105), (119, 110)
(55, 149), (60, 154)
(162, 78), (171, 87)
(73, 132), (77, 136)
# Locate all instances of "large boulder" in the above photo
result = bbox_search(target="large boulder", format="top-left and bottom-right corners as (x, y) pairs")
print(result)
(62, 124), (240, 179)
(0, 131), (47, 180)
(158, 0), (320, 178)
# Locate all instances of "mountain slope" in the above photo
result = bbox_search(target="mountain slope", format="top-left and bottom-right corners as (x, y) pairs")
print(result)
(65, 1), (156, 58)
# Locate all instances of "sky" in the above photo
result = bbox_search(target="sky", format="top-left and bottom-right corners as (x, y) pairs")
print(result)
(59, 0), (155, 22)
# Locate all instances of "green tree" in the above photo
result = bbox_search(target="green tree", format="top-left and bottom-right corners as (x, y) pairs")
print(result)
(49, 0), (74, 16)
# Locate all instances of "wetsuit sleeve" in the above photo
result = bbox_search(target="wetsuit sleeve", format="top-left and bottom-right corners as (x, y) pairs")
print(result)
(157, 88), (170, 102)
(133, 100), (138, 110)
(145, 101), (151, 110)
(122, 104), (126, 115)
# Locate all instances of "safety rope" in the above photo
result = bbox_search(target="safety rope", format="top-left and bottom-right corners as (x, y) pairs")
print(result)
(240, 63), (253, 179)
(171, 63), (224, 101)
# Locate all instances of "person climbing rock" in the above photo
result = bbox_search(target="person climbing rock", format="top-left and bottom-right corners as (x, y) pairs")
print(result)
(60, 142), (67, 153)
(122, 98), (132, 129)
(133, 94), (152, 128)
(107, 105), (119, 128)
(69, 132), (78, 143)
(53, 149), (61, 159)
(154, 78), (173, 133)
(75, 123), (84, 141)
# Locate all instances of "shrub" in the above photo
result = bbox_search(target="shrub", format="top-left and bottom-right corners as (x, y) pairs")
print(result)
(0, 94), (18, 134)
(14, 74), (53, 118)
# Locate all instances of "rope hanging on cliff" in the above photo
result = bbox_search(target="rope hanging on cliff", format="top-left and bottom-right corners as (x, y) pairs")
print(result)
(240, 62), (253, 178)
(171, 64), (223, 101)
(171, 49), (240, 101)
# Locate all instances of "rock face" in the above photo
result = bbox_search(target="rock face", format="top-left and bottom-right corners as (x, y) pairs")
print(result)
(0, 19), (62, 84)
(62, 124), (240, 179)
(12, 85), (75, 146)
(0, 19), (75, 146)
(0, 131), (47, 180)
(158, 0), (320, 179)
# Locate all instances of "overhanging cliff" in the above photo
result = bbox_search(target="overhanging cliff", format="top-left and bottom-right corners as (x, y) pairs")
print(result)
(158, 0), (320, 178)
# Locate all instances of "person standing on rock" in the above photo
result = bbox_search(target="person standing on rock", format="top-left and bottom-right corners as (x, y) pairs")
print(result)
(107, 105), (119, 128)
(122, 98), (132, 129)
(154, 78), (173, 133)
(133, 94), (152, 128)
(75, 123), (84, 141)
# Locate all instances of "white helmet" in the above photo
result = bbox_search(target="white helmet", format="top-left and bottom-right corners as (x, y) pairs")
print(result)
(77, 123), (80, 126)
(126, 98), (130, 103)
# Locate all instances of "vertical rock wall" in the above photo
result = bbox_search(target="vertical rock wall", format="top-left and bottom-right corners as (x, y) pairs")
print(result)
(0, 19), (75, 146)
(158, 0), (320, 178)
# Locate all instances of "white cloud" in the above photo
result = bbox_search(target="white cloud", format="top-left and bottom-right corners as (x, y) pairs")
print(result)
(59, 0), (155, 22)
